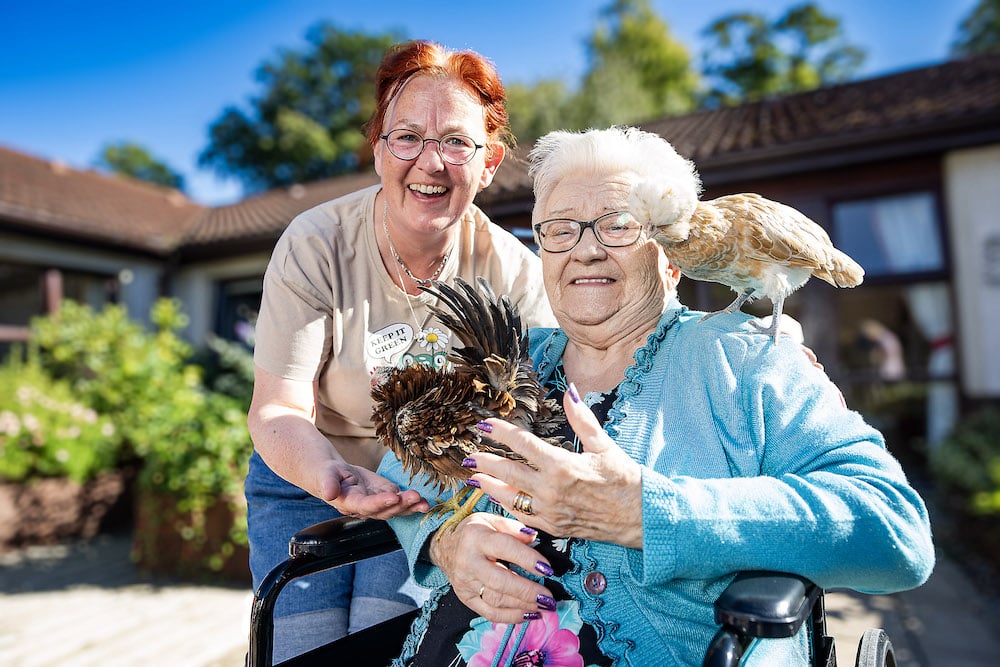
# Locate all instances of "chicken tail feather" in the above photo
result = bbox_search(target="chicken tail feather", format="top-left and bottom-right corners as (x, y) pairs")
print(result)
(814, 249), (865, 288)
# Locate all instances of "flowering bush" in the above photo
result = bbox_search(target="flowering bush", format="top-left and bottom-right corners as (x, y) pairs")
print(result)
(1, 298), (254, 574)
(0, 351), (120, 482)
(29, 299), (197, 445)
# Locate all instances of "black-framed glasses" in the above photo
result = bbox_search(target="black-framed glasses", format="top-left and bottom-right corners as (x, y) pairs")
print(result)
(379, 128), (484, 165)
(533, 211), (645, 253)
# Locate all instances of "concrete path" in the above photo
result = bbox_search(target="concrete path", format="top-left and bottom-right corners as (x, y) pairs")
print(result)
(0, 535), (250, 667)
(1, 533), (999, 666)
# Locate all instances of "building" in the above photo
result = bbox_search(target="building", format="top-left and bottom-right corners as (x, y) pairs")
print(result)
(3, 51), (1000, 450)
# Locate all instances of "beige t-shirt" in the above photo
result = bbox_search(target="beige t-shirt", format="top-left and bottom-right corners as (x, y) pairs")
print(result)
(254, 184), (556, 470)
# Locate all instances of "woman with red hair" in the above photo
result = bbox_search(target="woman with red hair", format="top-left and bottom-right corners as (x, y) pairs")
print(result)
(245, 40), (555, 662)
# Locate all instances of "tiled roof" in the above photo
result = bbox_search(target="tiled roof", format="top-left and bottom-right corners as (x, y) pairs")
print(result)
(474, 150), (534, 213)
(3, 52), (999, 256)
(642, 51), (1000, 179)
(0, 146), (204, 254)
(184, 153), (532, 249)
(183, 172), (380, 247)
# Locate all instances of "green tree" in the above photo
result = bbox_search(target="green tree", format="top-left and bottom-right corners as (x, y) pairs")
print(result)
(701, 2), (864, 106)
(952, 0), (1000, 56)
(575, 0), (700, 127)
(506, 79), (575, 147)
(199, 24), (398, 192)
(96, 141), (185, 190)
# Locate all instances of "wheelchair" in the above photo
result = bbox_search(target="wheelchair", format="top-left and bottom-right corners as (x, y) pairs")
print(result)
(249, 517), (896, 667)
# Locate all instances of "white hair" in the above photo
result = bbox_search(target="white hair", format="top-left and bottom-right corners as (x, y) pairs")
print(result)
(527, 126), (702, 227)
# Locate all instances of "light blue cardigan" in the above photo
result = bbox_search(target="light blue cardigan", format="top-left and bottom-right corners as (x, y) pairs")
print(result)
(378, 301), (935, 666)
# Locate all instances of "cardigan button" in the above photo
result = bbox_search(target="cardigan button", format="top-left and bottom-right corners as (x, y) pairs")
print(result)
(584, 571), (607, 595)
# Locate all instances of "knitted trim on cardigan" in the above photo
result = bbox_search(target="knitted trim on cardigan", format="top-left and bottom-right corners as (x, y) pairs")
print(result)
(391, 584), (448, 666)
(533, 305), (683, 664)
(605, 306), (682, 443)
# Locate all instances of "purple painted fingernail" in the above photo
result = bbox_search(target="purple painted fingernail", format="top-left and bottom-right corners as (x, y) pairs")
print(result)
(568, 383), (581, 403)
(523, 611), (541, 621)
(461, 457), (477, 468)
(536, 594), (557, 611)
(535, 561), (554, 577)
(476, 421), (493, 433)
(465, 478), (481, 488)
(520, 526), (537, 537)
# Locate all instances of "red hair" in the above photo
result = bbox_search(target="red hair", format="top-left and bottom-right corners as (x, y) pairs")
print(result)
(362, 40), (514, 156)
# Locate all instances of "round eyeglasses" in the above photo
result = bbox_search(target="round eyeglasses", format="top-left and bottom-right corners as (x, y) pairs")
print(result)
(379, 129), (484, 165)
(533, 211), (645, 253)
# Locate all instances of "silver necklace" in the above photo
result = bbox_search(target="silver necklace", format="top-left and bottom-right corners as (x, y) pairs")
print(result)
(380, 201), (451, 359)
(382, 202), (450, 288)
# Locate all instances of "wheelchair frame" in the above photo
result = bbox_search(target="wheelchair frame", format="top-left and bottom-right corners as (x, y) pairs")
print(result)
(249, 517), (895, 667)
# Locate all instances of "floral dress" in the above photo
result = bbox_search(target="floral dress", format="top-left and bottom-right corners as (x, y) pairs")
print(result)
(399, 369), (614, 667)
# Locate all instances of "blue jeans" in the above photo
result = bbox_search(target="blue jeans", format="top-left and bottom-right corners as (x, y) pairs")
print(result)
(245, 451), (421, 662)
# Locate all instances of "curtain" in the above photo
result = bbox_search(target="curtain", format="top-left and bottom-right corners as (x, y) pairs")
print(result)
(873, 196), (956, 446)
(904, 283), (957, 446)
(871, 194), (944, 273)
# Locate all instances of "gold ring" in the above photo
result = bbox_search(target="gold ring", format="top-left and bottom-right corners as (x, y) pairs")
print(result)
(512, 490), (534, 515)
(478, 584), (486, 599)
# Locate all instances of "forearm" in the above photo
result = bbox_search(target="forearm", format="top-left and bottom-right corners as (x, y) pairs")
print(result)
(248, 408), (341, 500)
(640, 448), (934, 591)
(378, 451), (451, 586)
(247, 362), (341, 499)
(637, 330), (935, 591)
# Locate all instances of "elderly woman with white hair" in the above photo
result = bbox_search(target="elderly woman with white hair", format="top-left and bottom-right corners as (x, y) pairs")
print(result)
(378, 126), (934, 666)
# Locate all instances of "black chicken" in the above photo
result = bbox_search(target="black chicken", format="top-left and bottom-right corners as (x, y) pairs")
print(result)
(371, 276), (566, 534)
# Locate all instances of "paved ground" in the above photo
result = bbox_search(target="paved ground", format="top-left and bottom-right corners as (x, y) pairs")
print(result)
(0, 534), (251, 667)
(1, 531), (999, 666)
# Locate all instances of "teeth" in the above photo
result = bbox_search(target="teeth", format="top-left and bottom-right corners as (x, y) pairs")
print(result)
(573, 278), (611, 284)
(409, 184), (447, 194)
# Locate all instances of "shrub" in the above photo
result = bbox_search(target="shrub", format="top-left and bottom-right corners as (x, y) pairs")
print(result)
(0, 348), (121, 482)
(6, 298), (254, 572)
(30, 299), (198, 447)
(193, 334), (255, 406)
(930, 406), (1000, 515)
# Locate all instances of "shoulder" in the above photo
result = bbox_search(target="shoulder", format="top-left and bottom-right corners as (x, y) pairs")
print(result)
(665, 308), (808, 378)
(460, 206), (554, 326)
(527, 327), (564, 371)
(280, 185), (376, 240)
(270, 186), (376, 268)
(265, 186), (377, 290)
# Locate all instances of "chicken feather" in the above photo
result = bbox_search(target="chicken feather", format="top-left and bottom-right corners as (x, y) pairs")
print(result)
(371, 277), (566, 534)
(632, 182), (864, 342)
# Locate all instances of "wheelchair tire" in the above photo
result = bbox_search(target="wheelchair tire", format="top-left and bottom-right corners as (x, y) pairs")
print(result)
(855, 628), (896, 667)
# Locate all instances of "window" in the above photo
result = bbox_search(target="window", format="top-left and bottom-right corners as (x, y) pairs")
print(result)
(833, 192), (945, 278)
(0, 264), (117, 356)
(215, 277), (261, 348)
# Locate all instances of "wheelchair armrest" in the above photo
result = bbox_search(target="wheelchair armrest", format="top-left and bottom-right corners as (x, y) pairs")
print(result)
(290, 516), (400, 561)
(714, 571), (820, 639)
(249, 518), (402, 667)
(703, 571), (824, 667)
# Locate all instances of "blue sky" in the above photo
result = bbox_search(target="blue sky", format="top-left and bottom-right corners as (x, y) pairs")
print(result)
(0, 0), (979, 206)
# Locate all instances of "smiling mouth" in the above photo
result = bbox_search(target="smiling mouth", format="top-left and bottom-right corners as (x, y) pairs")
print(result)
(409, 184), (447, 195)
(572, 278), (613, 285)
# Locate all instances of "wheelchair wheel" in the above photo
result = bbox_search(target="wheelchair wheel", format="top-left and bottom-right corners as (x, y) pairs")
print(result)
(855, 628), (895, 667)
